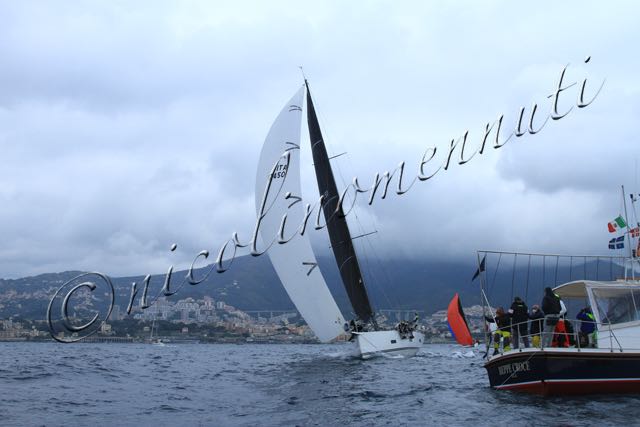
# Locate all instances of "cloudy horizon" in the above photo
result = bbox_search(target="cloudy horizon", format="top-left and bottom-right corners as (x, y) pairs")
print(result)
(1, 1), (638, 279)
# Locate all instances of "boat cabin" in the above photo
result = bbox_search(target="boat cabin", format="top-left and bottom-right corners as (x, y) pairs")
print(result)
(554, 280), (640, 350)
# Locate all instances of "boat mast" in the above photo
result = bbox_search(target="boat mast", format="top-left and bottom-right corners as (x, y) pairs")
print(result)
(304, 80), (375, 325)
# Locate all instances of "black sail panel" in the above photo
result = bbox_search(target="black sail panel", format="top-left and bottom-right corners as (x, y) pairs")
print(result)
(305, 82), (374, 323)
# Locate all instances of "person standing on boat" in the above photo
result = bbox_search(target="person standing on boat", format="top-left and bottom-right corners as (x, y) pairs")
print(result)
(541, 287), (562, 348)
(485, 307), (511, 355)
(577, 307), (597, 348)
(528, 304), (544, 347)
(552, 316), (571, 348)
(508, 296), (529, 348)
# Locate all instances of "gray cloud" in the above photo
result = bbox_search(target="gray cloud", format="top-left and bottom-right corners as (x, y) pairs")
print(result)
(0, 1), (638, 279)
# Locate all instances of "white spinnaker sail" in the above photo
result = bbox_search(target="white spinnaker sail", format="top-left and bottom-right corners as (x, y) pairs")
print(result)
(255, 87), (346, 342)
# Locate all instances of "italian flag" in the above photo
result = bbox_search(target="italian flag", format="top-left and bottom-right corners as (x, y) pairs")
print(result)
(608, 216), (627, 233)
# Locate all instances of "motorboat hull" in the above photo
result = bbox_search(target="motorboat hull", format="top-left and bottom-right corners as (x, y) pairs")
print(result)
(485, 348), (640, 395)
(355, 330), (424, 359)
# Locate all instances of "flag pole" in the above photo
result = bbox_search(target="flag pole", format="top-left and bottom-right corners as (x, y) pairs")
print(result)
(630, 192), (640, 275)
(477, 253), (494, 318)
(622, 185), (635, 278)
(477, 252), (495, 355)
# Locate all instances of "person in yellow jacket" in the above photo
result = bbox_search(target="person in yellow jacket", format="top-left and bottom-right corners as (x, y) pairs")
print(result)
(485, 307), (511, 355)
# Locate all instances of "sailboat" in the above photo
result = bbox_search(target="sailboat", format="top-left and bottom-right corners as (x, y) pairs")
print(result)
(254, 82), (424, 358)
(149, 314), (165, 346)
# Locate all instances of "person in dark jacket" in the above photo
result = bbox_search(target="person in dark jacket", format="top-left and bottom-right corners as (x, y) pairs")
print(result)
(528, 304), (544, 347)
(508, 296), (529, 348)
(485, 307), (511, 355)
(577, 307), (597, 347)
(541, 287), (562, 347)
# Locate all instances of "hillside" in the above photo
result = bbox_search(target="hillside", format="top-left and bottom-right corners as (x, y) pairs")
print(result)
(0, 252), (628, 320)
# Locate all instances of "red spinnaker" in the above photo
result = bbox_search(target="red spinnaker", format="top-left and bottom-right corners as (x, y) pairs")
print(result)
(447, 293), (473, 346)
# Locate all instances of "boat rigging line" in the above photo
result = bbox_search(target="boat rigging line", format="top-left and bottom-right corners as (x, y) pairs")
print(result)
(307, 86), (398, 318)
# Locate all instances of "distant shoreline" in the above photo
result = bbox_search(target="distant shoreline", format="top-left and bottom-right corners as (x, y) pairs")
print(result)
(0, 337), (462, 345)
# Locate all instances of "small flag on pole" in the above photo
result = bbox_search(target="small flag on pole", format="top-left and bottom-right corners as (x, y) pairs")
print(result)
(608, 216), (627, 233)
(631, 227), (640, 238)
(609, 235), (625, 250)
(472, 255), (486, 281)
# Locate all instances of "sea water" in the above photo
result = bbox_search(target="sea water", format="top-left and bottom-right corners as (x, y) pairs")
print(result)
(1, 342), (639, 426)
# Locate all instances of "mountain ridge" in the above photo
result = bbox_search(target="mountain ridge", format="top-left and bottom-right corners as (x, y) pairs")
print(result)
(1, 253), (627, 320)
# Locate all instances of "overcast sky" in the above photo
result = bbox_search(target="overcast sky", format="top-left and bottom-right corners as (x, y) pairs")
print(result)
(0, 1), (638, 279)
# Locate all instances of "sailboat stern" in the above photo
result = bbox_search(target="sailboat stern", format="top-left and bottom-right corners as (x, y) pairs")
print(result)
(355, 330), (424, 359)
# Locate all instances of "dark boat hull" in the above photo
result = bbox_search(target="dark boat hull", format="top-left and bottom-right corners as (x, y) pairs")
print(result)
(484, 349), (640, 395)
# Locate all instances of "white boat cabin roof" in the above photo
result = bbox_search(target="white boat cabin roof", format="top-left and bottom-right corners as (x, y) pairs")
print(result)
(554, 280), (640, 298)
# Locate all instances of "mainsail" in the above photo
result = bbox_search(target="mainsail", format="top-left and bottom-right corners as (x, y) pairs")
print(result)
(305, 81), (375, 323)
(255, 87), (346, 342)
(447, 293), (473, 346)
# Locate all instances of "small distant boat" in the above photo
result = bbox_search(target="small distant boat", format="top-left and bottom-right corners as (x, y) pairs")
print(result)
(149, 316), (166, 346)
(255, 82), (423, 359)
(447, 293), (474, 347)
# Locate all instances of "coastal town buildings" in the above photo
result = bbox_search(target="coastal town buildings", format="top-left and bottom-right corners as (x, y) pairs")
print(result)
(1, 294), (488, 343)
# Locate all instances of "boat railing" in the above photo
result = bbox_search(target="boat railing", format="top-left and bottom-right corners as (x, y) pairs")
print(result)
(488, 318), (627, 356)
(476, 250), (640, 286)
